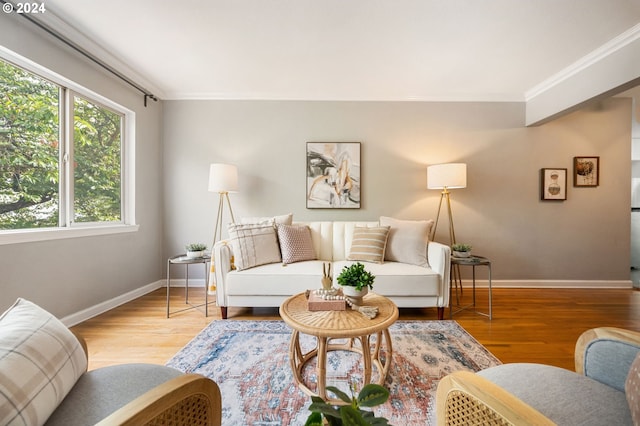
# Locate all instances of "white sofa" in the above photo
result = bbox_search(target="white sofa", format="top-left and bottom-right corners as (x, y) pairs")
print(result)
(213, 220), (451, 320)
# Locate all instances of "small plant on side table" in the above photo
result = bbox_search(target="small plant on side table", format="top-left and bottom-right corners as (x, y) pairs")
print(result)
(304, 383), (392, 426)
(185, 243), (207, 258)
(451, 243), (472, 258)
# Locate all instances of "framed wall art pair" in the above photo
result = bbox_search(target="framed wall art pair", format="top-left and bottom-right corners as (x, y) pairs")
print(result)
(540, 156), (599, 201)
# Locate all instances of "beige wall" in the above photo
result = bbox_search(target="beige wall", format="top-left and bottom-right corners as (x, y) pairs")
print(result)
(0, 13), (165, 318)
(164, 98), (632, 285)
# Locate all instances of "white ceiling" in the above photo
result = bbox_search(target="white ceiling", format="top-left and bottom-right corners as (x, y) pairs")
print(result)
(44, 0), (640, 102)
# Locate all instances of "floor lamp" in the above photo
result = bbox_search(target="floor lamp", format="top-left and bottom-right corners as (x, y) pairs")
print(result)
(427, 163), (467, 245)
(207, 163), (238, 294)
(428, 163), (467, 304)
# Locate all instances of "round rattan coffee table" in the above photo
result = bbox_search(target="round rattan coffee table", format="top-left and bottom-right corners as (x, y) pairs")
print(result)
(279, 292), (399, 402)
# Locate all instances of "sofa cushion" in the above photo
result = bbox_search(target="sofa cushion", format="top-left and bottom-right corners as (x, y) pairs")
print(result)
(228, 223), (282, 271)
(347, 226), (390, 263)
(0, 298), (88, 426)
(226, 260), (327, 296)
(478, 363), (632, 426)
(626, 352), (640, 425)
(379, 216), (433, 267)
(277, 224), (317, 264)
(240, 213), (293, 225)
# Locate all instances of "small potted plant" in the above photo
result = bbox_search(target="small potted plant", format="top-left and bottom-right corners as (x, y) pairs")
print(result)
(304, 382), (391, 426)
(336, 262), (375, 303)
(185, 243), (207, 259)
(452, 243), (472, 258)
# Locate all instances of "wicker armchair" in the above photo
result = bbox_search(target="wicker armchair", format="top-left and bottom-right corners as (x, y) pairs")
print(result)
(436, 327), (640, 425)
(46, 334), (222, 426)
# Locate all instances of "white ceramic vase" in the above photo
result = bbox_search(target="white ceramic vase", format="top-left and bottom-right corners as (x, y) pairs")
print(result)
(186, 250), (204, 259)
(453, 251), (471, 258)
(340, 285), (368, 305)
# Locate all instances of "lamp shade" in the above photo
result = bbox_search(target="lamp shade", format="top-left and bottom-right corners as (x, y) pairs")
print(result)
(427, 163), (467, 189)
(208, 163), (238, 193)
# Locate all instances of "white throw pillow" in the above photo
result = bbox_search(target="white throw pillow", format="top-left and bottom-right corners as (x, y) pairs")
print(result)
(228, 223), (282, 270)
(239, 213), (293, 226)
(0, 298), (88, 426)
(379, 216), (434, 267)
(277, 224), (317, 265)
(347, 226), (390, 263)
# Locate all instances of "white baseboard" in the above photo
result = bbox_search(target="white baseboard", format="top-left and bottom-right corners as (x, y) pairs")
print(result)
(458, 279), (633, 289)
(61, 280), (164, 327)
(61, 278), (633, 327)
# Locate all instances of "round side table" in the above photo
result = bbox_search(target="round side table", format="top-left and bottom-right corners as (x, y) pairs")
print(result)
(166, 254), (211, 318)
(279, 292), (398, 403)
(450, 255), (492, 319)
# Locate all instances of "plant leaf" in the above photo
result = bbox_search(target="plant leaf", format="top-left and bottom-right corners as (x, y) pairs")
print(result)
(304, 412), (324, 426)
(326, 385), (352, 403)
(357, 384), (389, 407)
(339, 405), (369, 426)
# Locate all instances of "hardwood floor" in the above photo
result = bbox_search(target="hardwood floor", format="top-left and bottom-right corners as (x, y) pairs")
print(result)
(70, 287), (640, 372)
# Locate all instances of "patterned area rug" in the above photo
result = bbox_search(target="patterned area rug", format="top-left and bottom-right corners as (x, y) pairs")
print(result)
(166, 320), (500, 425)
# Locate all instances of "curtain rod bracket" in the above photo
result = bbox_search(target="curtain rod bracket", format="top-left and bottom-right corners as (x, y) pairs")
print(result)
(144, 94), (158, 107)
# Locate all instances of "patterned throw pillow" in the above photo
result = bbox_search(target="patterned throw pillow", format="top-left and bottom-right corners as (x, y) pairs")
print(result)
(228, 223), (282, 270)
(277, 224), (317, 265)
(380, 216), (434, 267)
(0, 298), (88, 426)
(347, 226), (390, 263)
(625, 352), (640, 425)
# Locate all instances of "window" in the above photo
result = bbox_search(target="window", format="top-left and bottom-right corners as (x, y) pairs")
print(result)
(0, 49), (136, 243)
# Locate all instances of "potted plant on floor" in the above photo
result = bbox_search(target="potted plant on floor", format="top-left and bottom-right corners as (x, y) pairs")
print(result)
(304, 383), (391, 426)
(336, 262), (375, 304)
(185, 243), (207, 258)
(451, 243), (472, 258)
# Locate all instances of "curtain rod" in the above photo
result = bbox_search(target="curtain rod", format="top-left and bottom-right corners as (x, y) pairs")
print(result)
(2, 1), (158, 107)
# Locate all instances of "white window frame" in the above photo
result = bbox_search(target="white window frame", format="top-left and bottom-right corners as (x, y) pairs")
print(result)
(0, 46), (137, 245)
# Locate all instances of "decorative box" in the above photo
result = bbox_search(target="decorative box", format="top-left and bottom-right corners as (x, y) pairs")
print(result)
(307, 291), (346, 311)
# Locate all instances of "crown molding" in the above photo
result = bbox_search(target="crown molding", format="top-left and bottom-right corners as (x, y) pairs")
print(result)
(526, 23), (640, 101)
(25, 4), (166, 99)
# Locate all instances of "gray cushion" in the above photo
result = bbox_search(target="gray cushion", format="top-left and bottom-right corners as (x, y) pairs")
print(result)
(583, 338), (640, 392)
(45, 363), (183, 426)
(478, 363), (632, 426)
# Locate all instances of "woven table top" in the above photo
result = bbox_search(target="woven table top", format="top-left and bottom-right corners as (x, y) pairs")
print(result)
(279, 292), (399, 338)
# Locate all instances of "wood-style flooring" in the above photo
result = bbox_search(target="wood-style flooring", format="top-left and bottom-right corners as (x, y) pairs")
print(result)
(70, 287), (640, 372)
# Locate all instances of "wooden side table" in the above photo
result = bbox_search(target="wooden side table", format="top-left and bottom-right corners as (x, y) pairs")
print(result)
(450, 255), (493, 319)
(279, 292), (398, 403)
(166, 254), (212, 318)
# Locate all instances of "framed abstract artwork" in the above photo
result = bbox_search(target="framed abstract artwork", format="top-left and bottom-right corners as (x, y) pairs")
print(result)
(541, 168), (567, 201)
(306, 142), (361, 209)
(574, 156), (599, 187)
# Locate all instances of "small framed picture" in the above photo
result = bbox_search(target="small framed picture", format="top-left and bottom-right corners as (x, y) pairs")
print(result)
(574, 156), (599, 187)
(541, 168), (567, 201)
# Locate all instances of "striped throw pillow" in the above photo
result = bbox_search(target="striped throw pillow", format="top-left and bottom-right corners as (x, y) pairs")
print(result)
(347, 226), (390, 263)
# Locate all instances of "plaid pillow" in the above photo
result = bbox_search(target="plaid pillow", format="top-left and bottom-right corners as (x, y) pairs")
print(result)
(0, 298), (87, 425)
(228, 223), (282, 270)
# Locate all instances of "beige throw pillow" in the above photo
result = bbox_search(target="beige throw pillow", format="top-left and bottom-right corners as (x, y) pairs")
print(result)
(277, 224), (317, 265)
(347, 226), (390, 263)
(380, 216), (434, 267)
(0, 298), (88, 426)
(228, 223), (282, 270)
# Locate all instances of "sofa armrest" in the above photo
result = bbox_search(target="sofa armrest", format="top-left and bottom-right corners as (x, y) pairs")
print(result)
(213, 240), (233, 307)
(95, 374), (222, 426)
(427, 241), (451, 307)
(575, 327), (640, 391)
(436, 371), (555, 426)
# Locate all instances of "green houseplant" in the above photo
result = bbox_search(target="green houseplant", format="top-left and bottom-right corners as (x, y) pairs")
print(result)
(185, 243), (207, 258)
(337, 262), (376, 304)
(451, 243), (472, 258)
(336, 262), (375, 291)
(304, 383), (392, 426)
